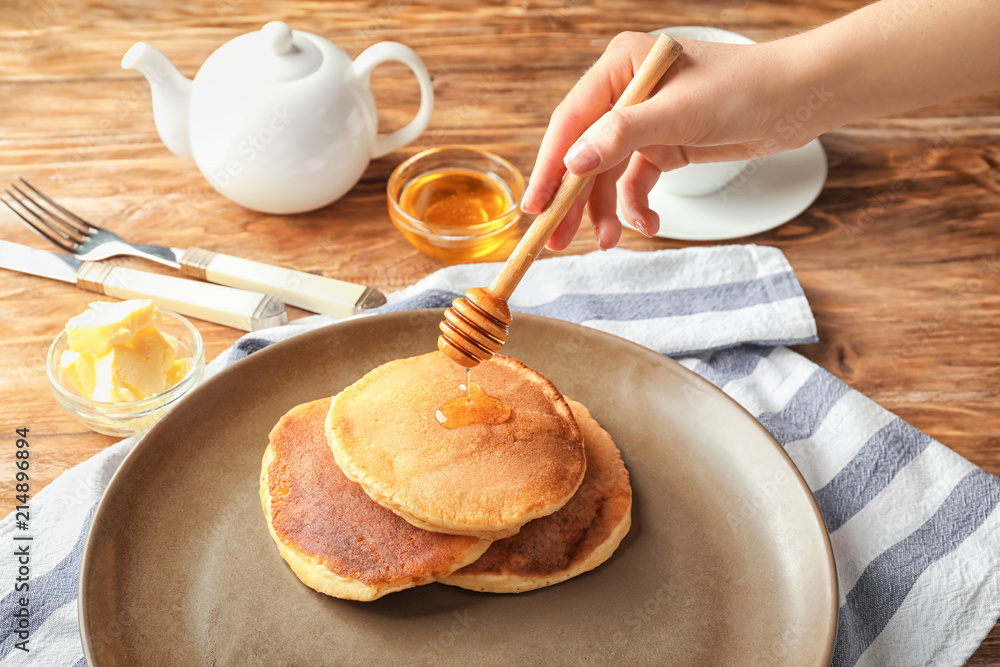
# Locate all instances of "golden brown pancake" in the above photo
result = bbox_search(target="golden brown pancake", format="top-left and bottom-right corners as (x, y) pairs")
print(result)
(326, 353), (586, 540)
(441, 399), (631, 593)
(260, 398), (490, 601)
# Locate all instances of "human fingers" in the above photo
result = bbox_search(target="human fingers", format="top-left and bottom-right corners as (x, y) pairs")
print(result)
(587, 159), (628, 249)
(637, 141), (778, 170)
(523, 32), (659, 214)
(618, 152), (665, 237)
(562, 94), (687, 178)
(544, 178), (595, 251)
(522, 98), (607, 216)
(562, 38), (792, 177)
(565, 95), (792, 180)
(678, 141), (779, 164)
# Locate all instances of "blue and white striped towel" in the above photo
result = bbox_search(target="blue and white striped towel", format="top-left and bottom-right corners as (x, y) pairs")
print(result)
(1, 245), (997, 666)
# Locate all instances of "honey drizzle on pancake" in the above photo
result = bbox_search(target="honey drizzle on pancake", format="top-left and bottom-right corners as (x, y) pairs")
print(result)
(435, 367), (512, 429)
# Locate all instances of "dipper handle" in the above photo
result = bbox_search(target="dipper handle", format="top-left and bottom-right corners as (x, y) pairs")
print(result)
(489, 33), (683, 300)
(438, 34), (683, 368)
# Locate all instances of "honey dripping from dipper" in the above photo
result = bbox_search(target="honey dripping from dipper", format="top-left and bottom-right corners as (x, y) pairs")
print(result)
(436, 367), (511, 429)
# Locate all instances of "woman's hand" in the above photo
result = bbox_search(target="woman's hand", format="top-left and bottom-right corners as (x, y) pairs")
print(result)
(520, 31), (817, 250)
(524, 1), (1000, 251)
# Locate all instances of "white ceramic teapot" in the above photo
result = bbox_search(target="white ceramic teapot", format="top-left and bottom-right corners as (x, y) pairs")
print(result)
(123, 21), (434, 214)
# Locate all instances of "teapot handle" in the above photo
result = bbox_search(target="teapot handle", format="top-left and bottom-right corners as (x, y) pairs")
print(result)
(350, 42), (434, 159)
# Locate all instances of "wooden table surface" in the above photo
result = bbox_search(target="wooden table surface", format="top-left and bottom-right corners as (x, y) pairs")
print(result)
(1, 0), (997, 662)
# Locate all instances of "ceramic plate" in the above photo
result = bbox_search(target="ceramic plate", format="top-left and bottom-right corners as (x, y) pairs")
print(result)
(79, 311), (837, 666)
(618, 138), (828, 241)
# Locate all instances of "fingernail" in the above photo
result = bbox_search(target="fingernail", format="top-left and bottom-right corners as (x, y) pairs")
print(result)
(521, 193), (537, 214)
(593, 226), (607, 251)
(523, 180), (554, 213)
(565, 139), (600, 174)
(633, 217), (649, 237)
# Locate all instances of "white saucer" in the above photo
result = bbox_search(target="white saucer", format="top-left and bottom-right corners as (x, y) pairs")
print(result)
(618, 138), (828, 241)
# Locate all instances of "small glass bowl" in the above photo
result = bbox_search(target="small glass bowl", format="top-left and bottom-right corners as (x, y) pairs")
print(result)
(387, 146), (524, 263)
(46, 310), (205, 438)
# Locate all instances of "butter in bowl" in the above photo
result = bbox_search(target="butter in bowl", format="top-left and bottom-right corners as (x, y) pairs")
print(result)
(46, 299), (205, 437)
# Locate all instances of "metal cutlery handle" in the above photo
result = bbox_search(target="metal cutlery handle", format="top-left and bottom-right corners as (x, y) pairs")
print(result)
(176, 247), (385, 317)
(76, 262), (287, 331)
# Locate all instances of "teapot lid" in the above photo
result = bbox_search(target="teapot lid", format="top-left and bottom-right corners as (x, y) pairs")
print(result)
(259, 21), (322, 82)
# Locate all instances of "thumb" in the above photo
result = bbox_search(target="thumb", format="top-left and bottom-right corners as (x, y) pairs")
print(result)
(563, 103), (670, 176)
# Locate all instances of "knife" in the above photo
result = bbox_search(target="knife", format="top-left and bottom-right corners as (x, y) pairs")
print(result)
(0, 240), (287, 331)
(172, 246), (386, 317)
(112, 242), (385, 318)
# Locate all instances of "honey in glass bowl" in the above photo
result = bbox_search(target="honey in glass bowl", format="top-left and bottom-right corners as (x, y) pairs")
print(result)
(388, 147), (524, 263)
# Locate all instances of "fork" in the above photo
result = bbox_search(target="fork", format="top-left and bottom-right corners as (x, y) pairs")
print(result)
(2, 178), (386, 318)
(5, 178), (180, 267)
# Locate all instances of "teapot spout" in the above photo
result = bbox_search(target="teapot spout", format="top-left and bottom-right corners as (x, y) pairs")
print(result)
(122, 43), (194, 160)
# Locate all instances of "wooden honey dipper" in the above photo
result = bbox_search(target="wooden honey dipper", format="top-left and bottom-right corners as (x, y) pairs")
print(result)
(438, 34), (684, 368)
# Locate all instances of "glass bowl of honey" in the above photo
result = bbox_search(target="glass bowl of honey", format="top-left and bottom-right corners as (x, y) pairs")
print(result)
(387, 146), (524, 263)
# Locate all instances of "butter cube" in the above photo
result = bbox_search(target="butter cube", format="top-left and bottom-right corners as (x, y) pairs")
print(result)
(135, 326), (176, 371)
(89, 377), (138, 403)
(166, 358), (189, 386)
(159, 331), (189, 386)
(91, 326), (174, 402)
(59, 350), (97, 398)
(66, 299), (158, 356)
(162, 331), (179, 355)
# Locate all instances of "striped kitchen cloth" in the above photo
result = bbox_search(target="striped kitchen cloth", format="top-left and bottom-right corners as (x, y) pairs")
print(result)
(0, 245), (997, 666)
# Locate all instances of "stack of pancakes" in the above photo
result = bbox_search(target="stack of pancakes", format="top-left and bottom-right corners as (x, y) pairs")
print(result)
(260, 352), (631, 601)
